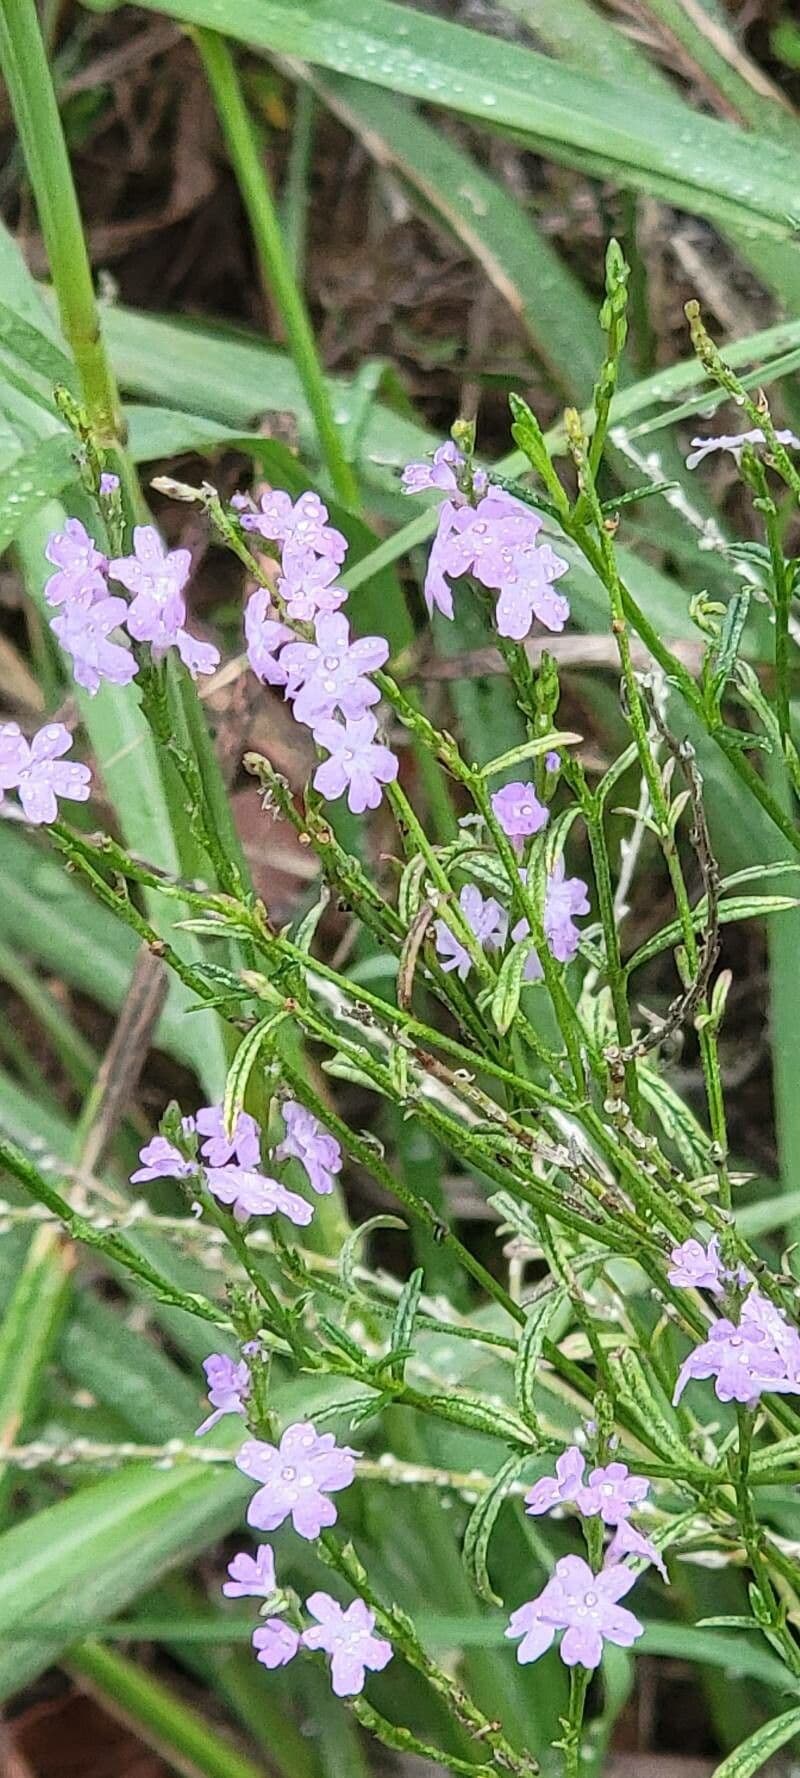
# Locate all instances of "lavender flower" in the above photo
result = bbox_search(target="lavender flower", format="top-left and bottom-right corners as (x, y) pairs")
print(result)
(253, 1620), (300, 1670)
(673, 1288), (800, 1407)
(441, 490), (542, 589)
(506, 1555), (643, 1670)
(434, 883), (509, 981)
(236, 1422), (357, 1538)
(578, 1461), (649, 1526)
(668, 1236), (725, 1296)
(276, 1102), (342, 1197)
(99, 472), (120, 496)
(401, 441), (465, 497)
(196, 1104), (261, 1170)
(131, 1134), (195, 1184)
(302, 1594), (392, 1696)
(240, 489), (347, 563)
(223, 1545), (277, 1598)
(110, 525), (189, 639)
(312, 714), (399, 814)
(281, 613), (388, 727)
(687, 428), (800, 470)
(524, 1446), (586, 1516)
(493, 540), (570, 641)
(244, 589), (293, 687)
(606, 1519), (669, 1584)
(44, 519), (107, 607)
(50, 596), (138, 694)
(196, 1353), (250, 1436)
(278, 542), (347, 621)
(110, 525), (219, 676)
(491, 781), (548, 844)
(512, 860), (590, 979)
(421, 501), (460, 618)
(205, 1165), (313, 1227)
(0, 722), (91, 825)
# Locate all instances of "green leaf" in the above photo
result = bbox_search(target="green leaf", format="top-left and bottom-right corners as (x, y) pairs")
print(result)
(491, 941), (538, 1035)
(0, 1462), (248, 1698)
(0, 432), (77, 551)
(339, 1214), (407, 1297)
(710, 1709), (800, 1778)
(514, 1288), (568, 1428)
(625, 895), (800, 976)
(478, 731), (582, 779)
(222, 1014), (284, 1137)
(385, 1267), (424, 1379)
(130, 0), (800, 236)
(462, 1454), (530, 1605)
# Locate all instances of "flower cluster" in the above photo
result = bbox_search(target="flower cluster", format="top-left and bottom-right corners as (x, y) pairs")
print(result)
(238, 490), (398, 814)
(434, 853), (589, 984)
(673, 1284), (800, 1407)
(506, 1442), (664, 1670)
(667, 1235), (749, 1297)
(0, 722), (91, 826)
(403, 440), (569, 639)
(132, 1098), (341, 1236)
(44, 520), (219, 690)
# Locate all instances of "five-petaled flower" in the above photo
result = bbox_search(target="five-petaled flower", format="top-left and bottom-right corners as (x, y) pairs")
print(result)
(673, 1288), (800, 1407)
(223, 1545), (278, 1599)
(276, 1102), (342, 1197)
(205, 1165), (313, 1227)
(50, 596), (138, 695)
(506, 1555), (643, 1670)
(0, 722), (91, 825)
(302, 1593), (393, 1696)
(44, 518), (107, 606)
(282, 613), (388, 727)
(236, 1422), (357, 1538)
(131, 1133), (195, 1184)
(312, 714), (398, 814)
(253, 1620), (301, 1670)
(196, 1353), (251, 1436)
(491, 780), (549, 845)
(433, 883), (508, 981)
(196, 1104), (261, 1170)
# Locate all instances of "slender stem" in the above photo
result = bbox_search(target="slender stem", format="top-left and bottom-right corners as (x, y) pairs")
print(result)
(734, 1407), (800, 1678)
(0, 0), (132, 484)
(195, 30), (360, 510)
(576, 767), (640, 1114)
(562, 1667), (590, 1778)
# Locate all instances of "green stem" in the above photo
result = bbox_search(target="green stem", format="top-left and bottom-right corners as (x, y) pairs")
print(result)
(734, 1407), (800, 1679)
(576, 767), (640, 1115)
(0, 0), (131, 480)
(562, 1666), (590, 1778)
(196, 30), (360, 510)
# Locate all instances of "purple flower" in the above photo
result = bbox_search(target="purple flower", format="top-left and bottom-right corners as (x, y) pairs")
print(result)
(99, 472), (120, 496)
(545, 751), (560, 773)
(494, 541), (570, 641)
(196, 1103), (261, 1170)
(433, 883), (508, 981)
(524, 1446), (586, 1517)
(244, 588), (293, 687)
(241, 490), (347, 564)
(131, 1134), (195, 1185)
(223, 1545), (277, 1598)
(253, 1620), (300, 1670)
(512, 860), (590, 979)
(491, 781), (548, 844)
(196, 1353), (250, 1436)
(578, 1461), (649, 1526)
(50, 596), (138, 695)
(672, 1287), (800, 1407)
(606, 1519), (668, 1584)
(206, 1165), (313, 1227)
(668, 1236), (725, 1296)
(312, 714), (398, 814)
(276, 1102), (342, 1197)
(506, 1555), (643, 1670)
(302, 1593), (392, 1696)
(441, 490), (542, 591)
(281, 613), (388, 727)
(237, 1422), (357, 1539)
(278, 542), (347, 622)
(422, 501), (460, 619)
(402, 441), (464, 497)
(44, 519), (107, 607)
(687, 428), (800, 470)
(173, 631), (220, 679)
(0, 722), (91, 825)
(110, 524), (190, 641)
